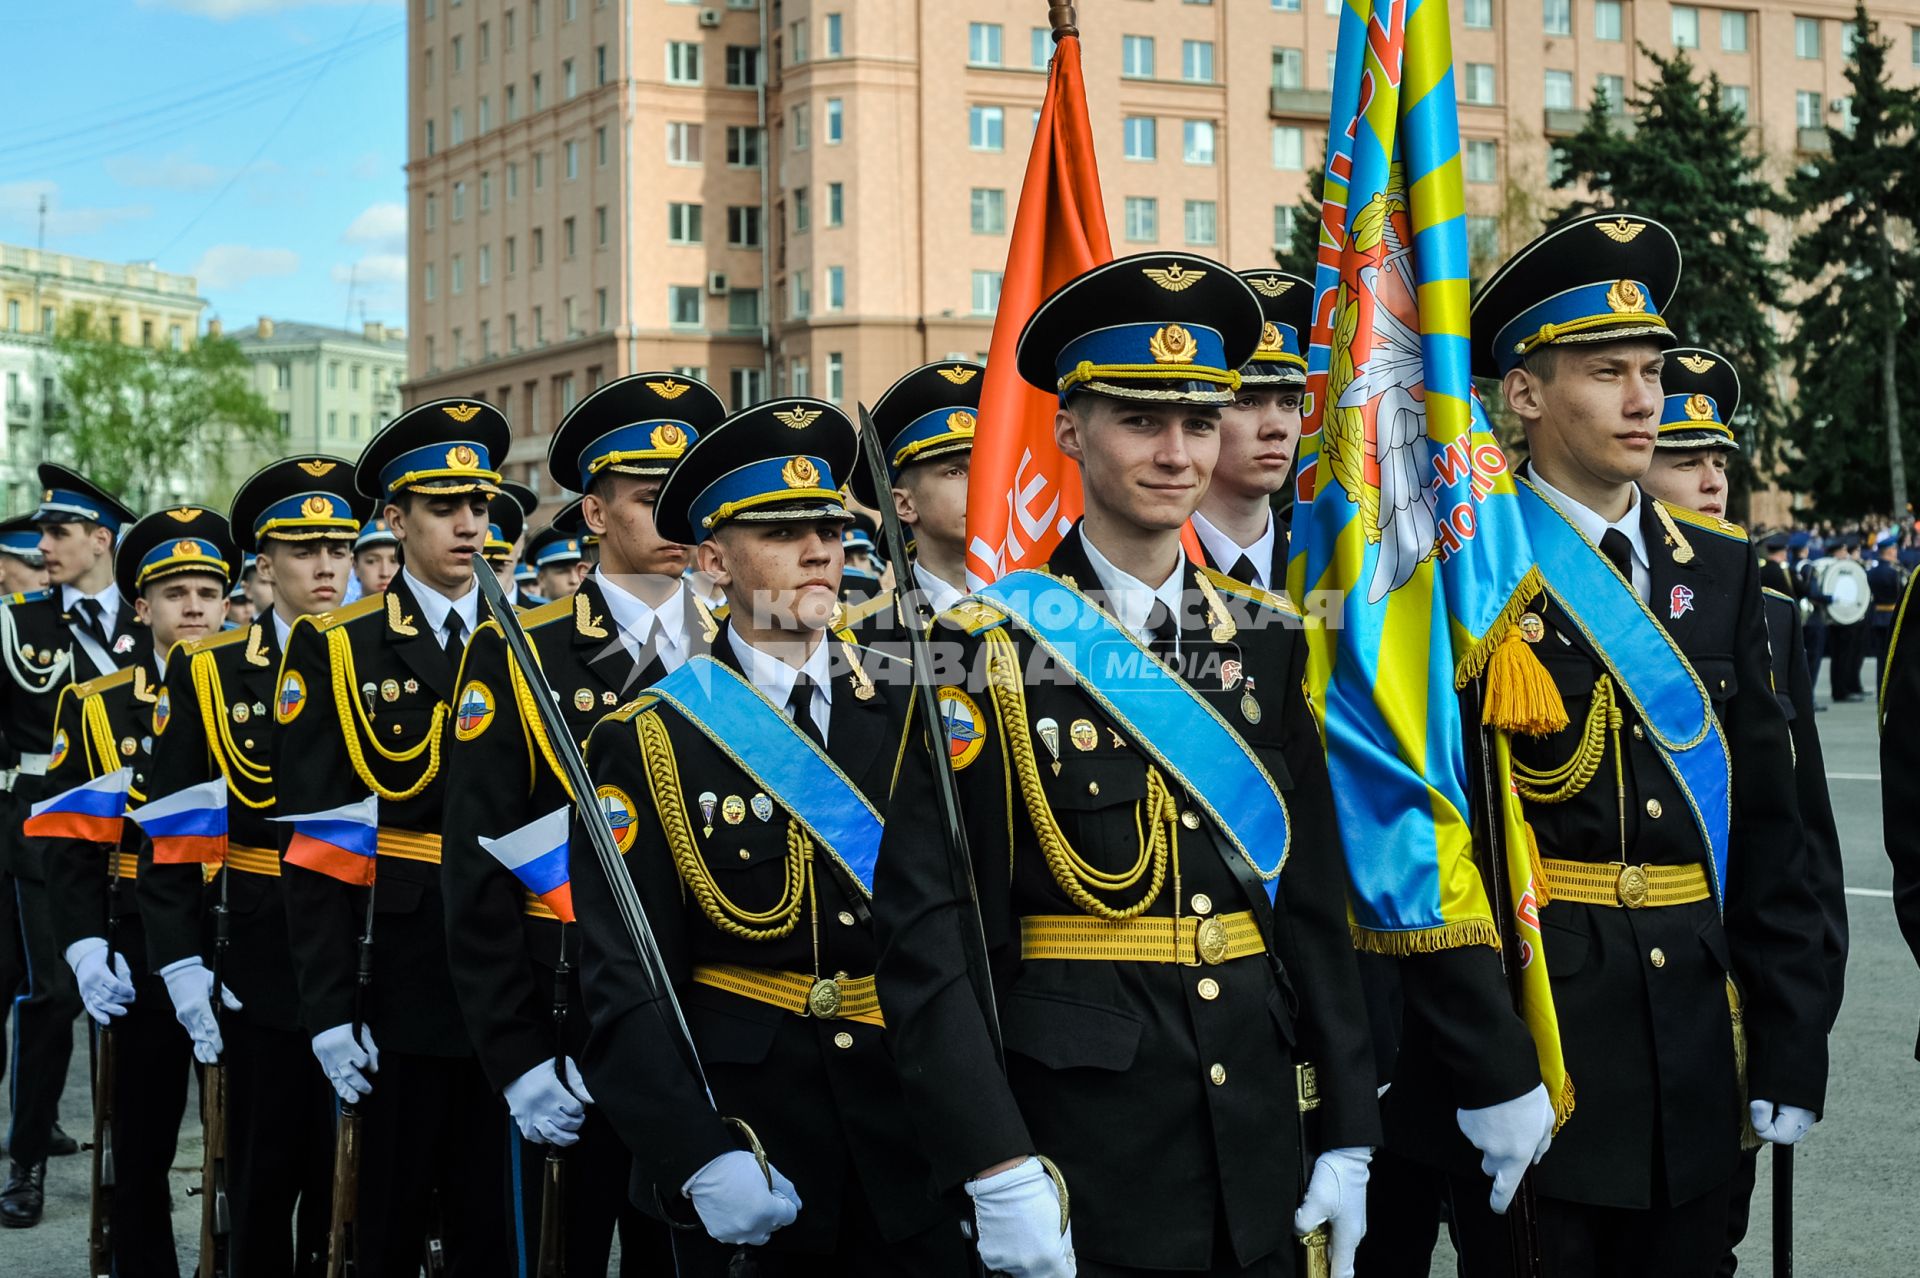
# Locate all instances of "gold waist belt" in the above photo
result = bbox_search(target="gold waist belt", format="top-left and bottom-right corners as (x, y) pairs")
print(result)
(690, 964), (885, 1027)
(226, 842), (281, 877)
(524, 893), (560, 921)
(377, 828), (442, 865)
(1019, 910), (1265, 966)
(1540, 858), (1711, 909)
(114, 852), (140, 880)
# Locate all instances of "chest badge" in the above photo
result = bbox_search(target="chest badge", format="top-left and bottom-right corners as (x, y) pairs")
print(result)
(698, 791), (717, 837)
(402, 680), (419, 695)
(1519, 612), (1545, 644)
(750, 792), (774, 822)
(113, 634), (134, 655)
(380, 679), (400, 703)
(1035, 717), (1061, 776)
(1069, 719), (1098, 752)
(119, 736), (137, 757)
(573, 688), (595, 712)
(722, 795), (747, 825)
(1240, 677), (1262, 726)
(231, 701), (250, 724)
(1669, 584), (1694, 620)
(1221, 658), (1243, 691)
(602, 690), (618, 706)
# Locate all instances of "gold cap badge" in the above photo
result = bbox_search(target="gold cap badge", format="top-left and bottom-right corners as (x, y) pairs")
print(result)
(1249, 275), (1295, 298)
(297, 459), (338, 476)
(1683, 393), (1715, 421)
(649, 423), (687, 453)
(301, 495), (336, 518)
(781, 456), (820, 488)
(1149, 324), (1197, 364)
(1604, 280), (1646, 314)
(165, 508), (201, 523)
(1257, 322), (1285, 353)
(772, 406), (822, 430)
(936, 366), (979, 384)
(1597, 218), (1646, 243)
(442, 403), (482, 423)
(1677, 354), (1716, 374)
(946, 410), (977, 436)
(446, 444), (481, 469)
(1144, 263), (1205, 292)
(646, 378), (691, 400)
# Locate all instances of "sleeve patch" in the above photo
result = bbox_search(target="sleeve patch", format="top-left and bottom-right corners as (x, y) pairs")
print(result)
(454, 680), (496, 740)
(276, 670), (307, 724)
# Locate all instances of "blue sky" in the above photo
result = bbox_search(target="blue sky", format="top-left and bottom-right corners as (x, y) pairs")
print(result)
(0, 0), (408, 333)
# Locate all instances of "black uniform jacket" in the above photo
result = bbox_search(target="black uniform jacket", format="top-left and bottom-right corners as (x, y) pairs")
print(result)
(570, 624), (948, 1250)
(442, 575), (715, 1095)
(138, 621), (307, 1032)
(44, 659), (162, 955)
(1761, 588), (1848, 1029)
(1880, 573), (1920, 1055)
(1, 589), (149, 881)
(272, 577), (471, 1057)
(1387, 489), (1828, 1211)
(872, 525), (1378, 1272)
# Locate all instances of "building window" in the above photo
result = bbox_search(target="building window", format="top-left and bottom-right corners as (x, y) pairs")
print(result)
(1671, 6), (1699, 49)
(1544, 0), (1570, 36)
(506, 235), (517, 272)
(1182, 40), (1214, 82)
(532, 72), (544, 109)
(1796, 90), (1822, 128)
(1721, 84), (1749, 118)
(729, 289), (762, 330)
(1462, 63), (1495, 105)
(451, 34), (464, 72)
(1031, 27), (1051, 68)
(970, 271), (1002, 315)
(275, 362), (293, 389)
(825, 98), (843, 144)
(668, 202), (703, 243)
(566, 139), (579, 178)
(533, 228), (545, 265)
(970, 105), (1005, 151)
(596, 44), (607, 85)
(1122, 35), (1154, 78)
(424, 263), (436, 300)
(1721, 11), (1748, 52)
(1795, 16), (1820, 59)
(479, 320), (491, 358)
(667, 41), (702, 83)
(727, 125), (763, 167)
(452, 181), (466, 220)
(732, 367), (766, 407)
(825, 265), (845, 311)
(478, 95), (491, 133)
(506, 163), (519, 199)
(479, 170), (492, 210)
(450, 108), (464, 144)
(729, 205), (763, 247)
(1544, 69), (1574, 110)
(727, 45), (761, 86)
(791, 103), (811, 149)
(1272, 47), (1303, 91)
(790, 18), (809, 62)
(1183, 119), (1215, 165)
(1594, 0), (1622, 41)
(970, 187), (1007, 234)
(451, 254), (465, 294)
(667, 121), (702, 164)
(425, 192), (437, 229)
(1464, 0), (1491, 30)
(327, 410), (338, 437)
(821, 353), (843, 403)
(1124, 196), (1157, 242)
(597, 126), (608, 166)
(1183, 199), (1218, 246)
(1272, 125), (1304, 170)
(596, 289), (608, 330)
(1465, 139), (1497, 183)
(824, 12), (843, 56)
(1123, 116), (1157, 160)
(478, 243), (492, 283)
(826, 182), (844, 226)
(1596, 73), (1626, 113)
(507, 85), (518, 121)
(1466, 215), (1499, 261)
(969, 22), (1003, 67)
(564, 216), (576, 257)
(1842, 20), (1862, 58)
(794, 186), (811, 232)
(1274, 204), (1299, 249)
(792, 270), (812, 317)
(668, 286), (704, 327)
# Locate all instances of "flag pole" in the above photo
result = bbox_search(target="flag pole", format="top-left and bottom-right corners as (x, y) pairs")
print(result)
(1047, 2), (1077, 39)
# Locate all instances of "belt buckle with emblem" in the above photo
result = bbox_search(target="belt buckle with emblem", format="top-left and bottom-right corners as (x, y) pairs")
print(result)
(807, 975), (843, 1019)
(1194, 916), (1230, 965)
(1616, 863), (1650, 908)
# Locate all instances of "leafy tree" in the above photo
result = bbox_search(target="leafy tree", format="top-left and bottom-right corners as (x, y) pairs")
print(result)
(1785, 2), (1920, 523)
(50, 314), (279, 512)
(1550, 47), (1791, 513)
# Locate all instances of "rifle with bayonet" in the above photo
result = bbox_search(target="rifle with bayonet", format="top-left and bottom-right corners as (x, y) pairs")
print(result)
(324, 892), (375, 1278)
(87, 847), (120, 1277)
(193, 863), (234, 1275)
(535, 929), (571, 1277)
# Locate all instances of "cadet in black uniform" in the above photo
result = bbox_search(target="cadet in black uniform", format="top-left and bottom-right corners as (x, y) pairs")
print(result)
(1384, 214), (1831, 1277)
(1, 466), (146, 1228)
(1881, 573), (1920, 1025)
(0, 515), (46, 1107)
(487, 482), (541, 610)
(875, 253), (1380, 1278)
(525, 523), (590, 602)
(444, 371), (728, 1274)
(0, 516), (49, 595)
(274, 400), (516, 1272)
(1191, 269), (1311, 594)
(1868, 536), (1907, 689)
(139, 457), (372, 1274)
(570, 397), (967, 1274)
(41, 505), (237, 1273)
(1638, 348), (1850, 1272)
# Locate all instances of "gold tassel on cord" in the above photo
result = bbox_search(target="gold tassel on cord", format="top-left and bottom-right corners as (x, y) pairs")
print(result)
(1482, 626), (1569, 737)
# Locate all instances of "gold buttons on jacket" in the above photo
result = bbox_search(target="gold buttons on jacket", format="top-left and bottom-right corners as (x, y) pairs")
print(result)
(1180, 810), (1201, 830)
(1197, 978), (1220, 1001)
(837, 911), (856, 926)
(1631, 724), (1645, 741)
(1087, 781), (1101, 797)
(1190, 893), (1213, 915)
(1645, 799), (1663, 819)
(1649, 948), (1667, 968)
(737, 849), (752, 861)
(1209, 1063), (1227, 1086)
(833, 1032), (854, 1050)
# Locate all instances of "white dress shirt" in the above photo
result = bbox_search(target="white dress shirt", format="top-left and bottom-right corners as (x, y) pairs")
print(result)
(728, 628), (834, 747)
(269, 607), (295, 653)
(1079, 531), (1186, 648)
(1528, 468), (1652, 603)
(596, 569), (693, 673)
(62, 581), (125, 675)
(912, 564), (966, 619)
(400, 567), (480, 648)
(1190, 509), (1278, 593)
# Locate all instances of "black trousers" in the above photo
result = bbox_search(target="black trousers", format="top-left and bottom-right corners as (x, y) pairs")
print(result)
(1716, 1147), (1760, 1276)
(224, 1016), (334, 1277)
(0, 869), (21, 1095)
(509, 1106), (673, 1277)
(350, 1050), (514, 1276)
(7, 871), (80, 1166)
(1828, 622), (1865, 698)
(1445, 1173), (1734, 1278)
(1353, 1144), (1446, 1277)
(95, 919), (195, 1278)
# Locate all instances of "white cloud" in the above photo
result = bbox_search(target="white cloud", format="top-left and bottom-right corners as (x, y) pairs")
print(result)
(192, 244), (300, 290)
(104, 151), (230, 192)
(0, 181), (152, 237)
(137, 0), (401, 18)
(342, 202), (406, 252)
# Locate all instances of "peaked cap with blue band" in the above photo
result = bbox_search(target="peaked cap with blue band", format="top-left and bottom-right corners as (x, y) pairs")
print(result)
(1655, 346), (1742, 452)
(654, 398), (857, 545)
(849, 360), (983, 508)
(547, 371), (728, 495)
(526, 523), (586, 569)
(1236, 269), (1312, 388)
(33, 463), (135, 533)
(0, 514), (44, 563)
(485, 481), (539, 558)
(353, 516), (398, 553)
(114, 505), (239, 599)
(228, 455), (372, 553)
(1469, 212), (1682, 380)
(353, 398), (509, 500)
(1016, 251), (1264, 406)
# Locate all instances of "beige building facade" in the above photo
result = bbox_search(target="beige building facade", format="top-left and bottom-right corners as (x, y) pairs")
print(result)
(405, 0), (1920, 510)
(224, 317), (410, 467)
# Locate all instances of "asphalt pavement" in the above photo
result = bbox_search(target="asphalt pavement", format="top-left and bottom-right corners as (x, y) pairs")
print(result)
(0, 692), (1911, 1276)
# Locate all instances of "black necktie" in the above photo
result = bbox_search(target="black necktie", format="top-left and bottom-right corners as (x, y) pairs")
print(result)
(787, 674), (826, 750)
(74, 597), (110, 650)
(442, 611), (466, 666)
(1229, 554), (1260, 590)
(1600, 529), (1634, 583)
(1146, 599), (1180, 673)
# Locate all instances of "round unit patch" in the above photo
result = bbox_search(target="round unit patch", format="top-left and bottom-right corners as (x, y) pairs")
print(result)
(454, 681), (496, 741)
(48, 729), (69, 772)
(152, 687), (171, 736)
(276, 671), (306, 724)
(597, 785), (638, 853)
(938, 687), (986, 771)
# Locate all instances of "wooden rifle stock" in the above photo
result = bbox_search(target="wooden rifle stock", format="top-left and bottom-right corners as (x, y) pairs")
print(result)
(325, 893), (377, 1277)
(195, 862), (234, 1276)
(536, 941), (571, 1277)
(88, 855), (123, 1276)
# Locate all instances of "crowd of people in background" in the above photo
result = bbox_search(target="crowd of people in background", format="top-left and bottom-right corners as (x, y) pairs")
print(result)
(1760, 517), (1916, 705)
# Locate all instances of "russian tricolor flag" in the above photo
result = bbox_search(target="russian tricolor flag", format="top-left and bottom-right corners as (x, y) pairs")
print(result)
(24, 768), (133, 844)
(478, 808), (574, 923)
(128, 779), (229, 865)
(276, 795), (378, 886)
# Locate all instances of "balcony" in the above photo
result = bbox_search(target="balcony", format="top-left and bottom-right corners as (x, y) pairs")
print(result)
(1545, 108), (1634, 138)
(1797, 127), (1831, 154)
(5, 398), (28, 426)
(1270, 88), (1333, 120)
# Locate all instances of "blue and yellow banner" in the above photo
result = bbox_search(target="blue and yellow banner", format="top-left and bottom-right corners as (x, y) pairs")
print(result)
(1289, 0), (1572, 1125)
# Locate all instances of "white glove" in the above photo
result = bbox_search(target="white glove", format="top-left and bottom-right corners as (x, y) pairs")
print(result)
(1293, 1147), (1371, 1278)
(1749, 1100), (1815, 1146)
(311, 1022), (379, 1103)
(504, 1058), (593, 1147)
(1457, 1082), (1555, 1214)
(65, 938), (135, 1026)
(158, 958), (243, 1065)
(682, 1149), (802, 1246)
(965, 1157), (1076, 1278)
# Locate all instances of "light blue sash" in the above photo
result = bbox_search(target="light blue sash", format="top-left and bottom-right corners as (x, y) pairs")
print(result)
(1515, 479), (1730, 907)
(973, 570), (1290, 901)
(638, 657), (883, 894)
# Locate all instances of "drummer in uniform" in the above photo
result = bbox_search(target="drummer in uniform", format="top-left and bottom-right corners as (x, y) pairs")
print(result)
(40, 505), (238, 1268)
(442, 371), (729, 1272)
(875, 253), (1380, 1277)
(273, 400), (516, 1269)
(569, 398), (967, 1273)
